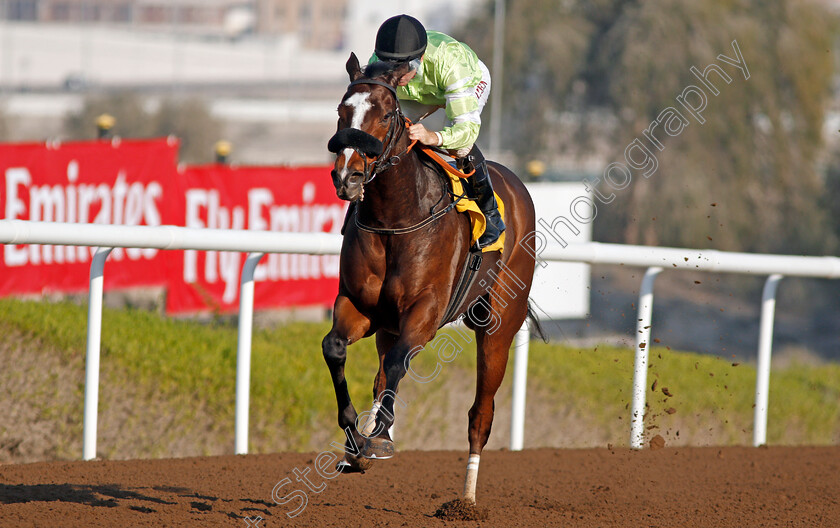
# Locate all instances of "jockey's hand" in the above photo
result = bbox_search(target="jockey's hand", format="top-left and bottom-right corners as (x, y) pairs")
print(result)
(408, 123), (441, 146)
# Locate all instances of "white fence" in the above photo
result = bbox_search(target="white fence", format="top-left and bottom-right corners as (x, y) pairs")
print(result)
(532, 243), (840, 449)
(0, 220), (340, 460)
(1, 219), (838, 458)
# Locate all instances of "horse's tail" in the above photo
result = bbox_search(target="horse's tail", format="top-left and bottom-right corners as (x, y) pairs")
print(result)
(526, 301), (549, 343)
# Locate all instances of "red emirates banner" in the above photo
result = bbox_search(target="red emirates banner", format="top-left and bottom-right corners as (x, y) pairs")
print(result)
(0, 138), (180, 295)
(165, 164), (345, 314)
(0, 139), (344, 314)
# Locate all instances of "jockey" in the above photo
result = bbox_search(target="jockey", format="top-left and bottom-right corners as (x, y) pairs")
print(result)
(371, 14), (505, 249)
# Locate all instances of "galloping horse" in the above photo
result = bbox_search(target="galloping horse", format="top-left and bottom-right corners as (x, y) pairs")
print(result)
(323, 53), (538, 504)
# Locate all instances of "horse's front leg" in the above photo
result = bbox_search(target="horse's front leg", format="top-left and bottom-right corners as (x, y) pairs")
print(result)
(357, 330), (398, 438)
(360, 296), (439, 459)
(322, 295), (373, 472)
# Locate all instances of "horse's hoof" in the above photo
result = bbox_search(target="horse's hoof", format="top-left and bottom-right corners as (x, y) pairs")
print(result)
(361, 436), (395, 459)
(336, 454), (374, 474)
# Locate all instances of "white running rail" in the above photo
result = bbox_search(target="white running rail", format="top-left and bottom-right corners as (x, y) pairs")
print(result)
(2, 220), (839, 457)
(534, 243), (840, 449)
(0, 220), (341, 460)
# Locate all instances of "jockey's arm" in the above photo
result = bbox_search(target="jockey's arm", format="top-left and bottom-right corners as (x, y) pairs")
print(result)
(368, 43), (482, 151)
(435, 43), (482, 152)
(408, 122), (442, 146)
(408, 59), (481, 148)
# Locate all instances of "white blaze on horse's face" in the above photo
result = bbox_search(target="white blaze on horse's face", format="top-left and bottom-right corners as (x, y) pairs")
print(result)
(339, 91), (373, 186)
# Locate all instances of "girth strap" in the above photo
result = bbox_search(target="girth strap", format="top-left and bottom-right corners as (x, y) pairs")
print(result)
(438, 249), (483, 328)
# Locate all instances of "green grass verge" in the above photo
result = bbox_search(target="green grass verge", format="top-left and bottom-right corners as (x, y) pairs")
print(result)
(1, 297), (838, 455)
(526, 340), (840, 445)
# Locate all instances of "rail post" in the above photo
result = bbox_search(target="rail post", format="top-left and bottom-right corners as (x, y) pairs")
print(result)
(509, 320), (530, 451)
(630, 266), (662, 449)
(753, 274), (782, 447)
(235, 252), (264, 455)
(83, 247), (113, 461)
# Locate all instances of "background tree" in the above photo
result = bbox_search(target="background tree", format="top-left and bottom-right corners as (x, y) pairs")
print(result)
(0, 104), (8, 141)
(64, 93), (223, 164)
(152, 98), (223, 164)
(456, 0), (837, 256)
(64, 92), (153, 139)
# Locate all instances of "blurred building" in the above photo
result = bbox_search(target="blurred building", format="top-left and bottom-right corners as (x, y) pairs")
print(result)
(1, 0), (481, 50)
(1, 0), (350, 47)
(5, 1), (244, 27)
(255, 0), (347, 50)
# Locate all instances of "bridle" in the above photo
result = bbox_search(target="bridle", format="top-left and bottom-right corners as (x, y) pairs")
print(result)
(341, 78), (416, 186)
(333, 77), (461, 235)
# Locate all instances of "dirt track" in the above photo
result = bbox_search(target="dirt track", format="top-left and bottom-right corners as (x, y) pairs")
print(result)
(1, 447), (838, 527)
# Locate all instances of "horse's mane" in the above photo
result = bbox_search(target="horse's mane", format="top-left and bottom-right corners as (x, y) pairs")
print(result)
(363, 60), (406, 83)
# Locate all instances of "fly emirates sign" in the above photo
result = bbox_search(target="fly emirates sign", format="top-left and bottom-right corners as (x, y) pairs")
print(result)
(0, 139), (344, 313)
(171, 165), (346, 313)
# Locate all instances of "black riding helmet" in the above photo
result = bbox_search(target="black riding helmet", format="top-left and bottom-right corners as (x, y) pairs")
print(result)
(375, 14), (427, 61)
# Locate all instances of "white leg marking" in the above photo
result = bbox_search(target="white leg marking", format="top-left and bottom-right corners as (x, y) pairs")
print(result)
(360, 400), (395, 439)
(463, 454), (480, 503)
(361, 401), (381, 436)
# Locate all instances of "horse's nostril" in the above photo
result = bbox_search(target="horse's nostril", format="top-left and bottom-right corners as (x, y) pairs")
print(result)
(347, 171), (364, 185)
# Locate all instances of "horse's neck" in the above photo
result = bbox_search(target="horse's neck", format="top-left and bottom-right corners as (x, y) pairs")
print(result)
(358, 151), (441, 227)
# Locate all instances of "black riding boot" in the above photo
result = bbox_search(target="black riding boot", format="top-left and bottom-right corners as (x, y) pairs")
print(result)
(460, 145), (505, 249)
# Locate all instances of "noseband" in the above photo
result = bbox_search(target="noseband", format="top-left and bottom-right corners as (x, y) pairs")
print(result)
(328, 79), (414, 187)
(330, 77), (460, 236)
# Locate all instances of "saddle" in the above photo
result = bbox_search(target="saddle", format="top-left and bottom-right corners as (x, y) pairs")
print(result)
(340, 147), (505, 254)
(338, 146), (506, 327)
(417, 146), (506, 254)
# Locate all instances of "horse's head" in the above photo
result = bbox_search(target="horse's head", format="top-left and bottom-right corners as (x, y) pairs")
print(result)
(327, 52), (412, 201)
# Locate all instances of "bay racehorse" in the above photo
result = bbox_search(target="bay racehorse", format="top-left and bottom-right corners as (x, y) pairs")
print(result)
(323, 52), (539, 504)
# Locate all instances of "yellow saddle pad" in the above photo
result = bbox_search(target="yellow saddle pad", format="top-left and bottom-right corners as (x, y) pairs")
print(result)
(415, 144), (506, 253)
(447, 173), (506, 254)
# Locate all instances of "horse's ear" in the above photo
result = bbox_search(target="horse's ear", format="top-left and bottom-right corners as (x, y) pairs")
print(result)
(346, 52), (363, 81)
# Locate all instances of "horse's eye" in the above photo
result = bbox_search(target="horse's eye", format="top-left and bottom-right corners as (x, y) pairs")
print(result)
(381, 112), (393, 122)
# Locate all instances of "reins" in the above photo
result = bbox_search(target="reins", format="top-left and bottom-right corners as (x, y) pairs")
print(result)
(342, 78), (475, 236)
(345, 78), (416, 186)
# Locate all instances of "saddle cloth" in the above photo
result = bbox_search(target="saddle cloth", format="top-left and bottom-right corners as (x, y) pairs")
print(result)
(444, 163), (506, 254)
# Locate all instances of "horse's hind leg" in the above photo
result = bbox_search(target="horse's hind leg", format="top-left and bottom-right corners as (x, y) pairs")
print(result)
(464, 304), (527, 503)
(322, 295), (373, 471)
